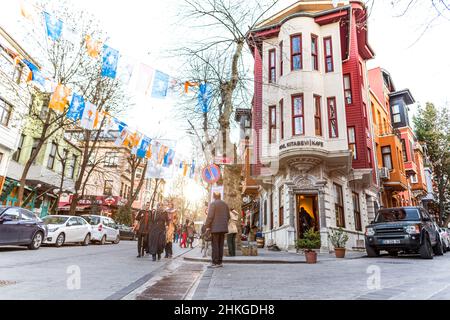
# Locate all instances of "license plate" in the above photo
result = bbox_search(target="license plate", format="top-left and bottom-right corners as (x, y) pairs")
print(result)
(383, 240), (401, 245)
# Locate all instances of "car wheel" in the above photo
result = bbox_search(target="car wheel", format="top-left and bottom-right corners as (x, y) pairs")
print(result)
(100, 235), (106, 245)
(113, 235), (120, 244)
(366, 246), (380, 258)
(82, 234), (91, 247)
(388, 251), (398, 257)
(28, 232), (44, 250)
(419, 236), (433, 259)
(55, 233), (65, 248)
(433, 236), (444, 256)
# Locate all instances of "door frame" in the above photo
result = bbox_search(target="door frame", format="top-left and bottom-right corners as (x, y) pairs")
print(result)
(295, 192), (320, 239)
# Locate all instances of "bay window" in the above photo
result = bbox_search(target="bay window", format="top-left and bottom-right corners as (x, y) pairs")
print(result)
(348, 127), (357, 159)
(327, 97), (338, 138)
(280, 99), (284, 140)
(314, 95), (322, 136)
(311, 34), (319, 71)
(279, 41), (283, 76)
(268, 49), (276, 83)
(343, 74), (352, 105)
(381, 146), (393, 170)
(269, 105), (277, 143)
(324, 37), (334, 73)
(290, 34), (302, 71)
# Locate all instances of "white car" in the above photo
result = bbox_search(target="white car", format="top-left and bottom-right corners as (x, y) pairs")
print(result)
(43, 215), (92, 247)
(440, 228), (450, 252)
(81, 215), (120, 245)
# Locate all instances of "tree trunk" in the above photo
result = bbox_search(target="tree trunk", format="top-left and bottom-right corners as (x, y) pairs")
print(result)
(223, 164), (243, 249)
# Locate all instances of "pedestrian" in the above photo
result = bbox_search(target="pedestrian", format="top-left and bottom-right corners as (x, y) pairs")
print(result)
(173, 224), (179, 244)
(180, 221), (188, 248)
(135, 203), (151, 258)
(165, 202), (177, 259)
(187, 220), (195, 248)
(200, 223), (211, 258)
(148, 203), (169, 261)
(227, 208), (239, 257)
(205, 192), (230, 268)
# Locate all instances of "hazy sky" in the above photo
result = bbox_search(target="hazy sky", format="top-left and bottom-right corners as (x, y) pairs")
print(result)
(1, 0), (448, 151)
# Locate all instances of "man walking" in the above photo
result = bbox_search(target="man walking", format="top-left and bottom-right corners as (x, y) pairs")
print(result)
(205, 192), (230, 268)
(135, 202), (151, 258)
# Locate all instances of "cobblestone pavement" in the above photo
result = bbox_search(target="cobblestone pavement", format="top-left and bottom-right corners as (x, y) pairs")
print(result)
(0, 241), (193, 300)
(190, 253), (450, 300)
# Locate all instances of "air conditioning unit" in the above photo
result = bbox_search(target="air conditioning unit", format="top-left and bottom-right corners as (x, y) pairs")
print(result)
(379, 167), (390, 180)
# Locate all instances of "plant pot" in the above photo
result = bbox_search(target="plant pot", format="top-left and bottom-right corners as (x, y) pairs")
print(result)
(305, 251), (317, 264)
(335, 248), (346, 258)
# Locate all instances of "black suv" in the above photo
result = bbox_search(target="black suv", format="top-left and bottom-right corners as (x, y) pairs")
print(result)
(365, 207), (443, 259)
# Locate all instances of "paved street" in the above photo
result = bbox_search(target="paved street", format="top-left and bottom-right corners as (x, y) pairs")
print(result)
(0, 241), (192, 300)
(3, 241), (450, 300)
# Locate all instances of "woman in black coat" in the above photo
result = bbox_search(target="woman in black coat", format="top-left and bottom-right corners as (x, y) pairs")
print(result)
(147, 203), (169, 261)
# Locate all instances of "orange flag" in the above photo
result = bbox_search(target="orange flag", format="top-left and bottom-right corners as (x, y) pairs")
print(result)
(183, 163), (189, 177)
(146, 145), (152, 159)
(49, 84), (71, 112)
(85, 35), (102, 58)
(184, 81), (198, 94)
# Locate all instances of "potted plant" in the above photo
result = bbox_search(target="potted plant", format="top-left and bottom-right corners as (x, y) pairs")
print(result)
(329, 228), (349, 258)
(296, 229), (321, 264)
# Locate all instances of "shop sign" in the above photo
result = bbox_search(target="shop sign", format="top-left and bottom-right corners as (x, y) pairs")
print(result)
(279, 139), (324, 151)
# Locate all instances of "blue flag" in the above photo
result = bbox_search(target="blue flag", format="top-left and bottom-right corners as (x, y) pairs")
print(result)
(151, 70), (169, 99)
(136, 136), (152, 159)
(23, 59), (46, 87)
(102, 45), (119, 79)
(43, 12), (63, 41)
(113, 119), (127, 132)
(163, 149), (174, 167)
(190, 160), (196, 178)
(68, 94), (85, 121)
(198, 83), (213, 113)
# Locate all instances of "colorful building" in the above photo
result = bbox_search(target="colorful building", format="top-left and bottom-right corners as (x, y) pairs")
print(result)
(248, 0), (378, 251)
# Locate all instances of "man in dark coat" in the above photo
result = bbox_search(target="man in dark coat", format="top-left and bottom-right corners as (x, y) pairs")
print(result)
(135, 203), (151, 258)
(205, 192), (230, 268)
(148, 203), (169, 261)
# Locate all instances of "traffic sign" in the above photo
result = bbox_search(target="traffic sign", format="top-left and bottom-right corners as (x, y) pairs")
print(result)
(202, 164), (221, 184)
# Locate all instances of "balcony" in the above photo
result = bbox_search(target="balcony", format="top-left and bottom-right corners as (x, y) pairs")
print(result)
(378, 135), (408, 192)
(241, 144), (259, 196)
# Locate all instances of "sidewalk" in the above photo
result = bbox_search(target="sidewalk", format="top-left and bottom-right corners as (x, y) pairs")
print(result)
(183, 247), (367, 264)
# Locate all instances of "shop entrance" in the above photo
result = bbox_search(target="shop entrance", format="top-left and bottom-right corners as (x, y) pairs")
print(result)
(296, 195), (319, 239)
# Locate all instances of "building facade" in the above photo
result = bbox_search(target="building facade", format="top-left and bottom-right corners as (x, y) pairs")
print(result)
(249, 1), (377, 251)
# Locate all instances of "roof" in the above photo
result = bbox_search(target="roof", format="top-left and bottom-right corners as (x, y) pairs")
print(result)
(389, 89), (416, 105)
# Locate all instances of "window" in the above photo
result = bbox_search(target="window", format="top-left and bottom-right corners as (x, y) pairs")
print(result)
(290, 34), (302, 71)
(268, 49), (276, 83)
(31, 139), (39, 165)
(279, 186), (284, 227)
(0, 97), (12, 127)
(410, 174), (418, 184)
(136, 168), (143, 180)
(381, 146), (393, 170)
(334, 184), (345, 228)
(324, 37), (334, 73)
(103, 180), (113, 196)
(292, 95), (304, 136)
(68, 155), (77, 179)
(47, 143), (58, 169)
(279, 41), (283, 76)
(311, 34), (319, 71)
(270, 193), (274, 230)
(269, 105), (277, 143)
(368, 148), (372, 166)
(343, 74), (352, 105)
(392, 104), (401, 123)
(104, 152), (119, 167)
(3, 208), (21, 221)
(401, 139), (408, 162)
(348, 127), (357, 160)
(13, 134), (25, 162)
(263, 200), (267, 226)
(314, 95), (322, 136)
(327, 97), (338, 138)
(353, 193), (362, 231)
(279, 99), (284, 139)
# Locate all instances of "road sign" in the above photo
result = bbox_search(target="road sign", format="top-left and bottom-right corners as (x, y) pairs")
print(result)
(202, 164), (221, 184)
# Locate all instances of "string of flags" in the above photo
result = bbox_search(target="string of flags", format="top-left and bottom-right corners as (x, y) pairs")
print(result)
(13, 0), (217, 181)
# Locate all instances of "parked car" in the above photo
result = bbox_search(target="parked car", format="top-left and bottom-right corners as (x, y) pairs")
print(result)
(439, 228), (450, 252)
(42, 215), (92, 247)
(365, 207), (444, 259)
(0, 206), (47, 250)
(118, 224), (136, 241)
(81, 215), (120, 245)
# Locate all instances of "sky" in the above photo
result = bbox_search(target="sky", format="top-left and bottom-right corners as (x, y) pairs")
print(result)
(1, 0), (449, 152)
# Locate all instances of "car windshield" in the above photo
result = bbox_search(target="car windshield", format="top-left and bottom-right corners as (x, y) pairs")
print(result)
(43, 216), (69, 225)
(83, 216), (101, 225)
(375, 209), (421, 223)
(0, 207), (8, 215)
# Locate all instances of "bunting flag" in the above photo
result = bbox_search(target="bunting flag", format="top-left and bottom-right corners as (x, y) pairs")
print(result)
(184, 81), (199, 94)
(80, 101), (97, 130)
(135, 63), (154, 96)
(101, 45), (119, 79)
(114, 126), (130, 146)
(183, 163), (189, 177)
(49, 84), (71, 112)
(136, 136), (152, 159)
(22, 59), (46, 88)
(102, 112), (114, 135)
(117, 56), (135, 86)
(158, 145), (169, 165)
(151, 142), (160, 162)
(198, 83), (213, 113)
(151, 70), (170, 99)
(163, 149), (175, 167)
(85, 35), (102, 58)
(43, 12), (63, 41)
(190, 160), (196, 179)
(67, 94), (85, 121)
(146, 141), (153, 159)
(113, 118), (127, 132)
